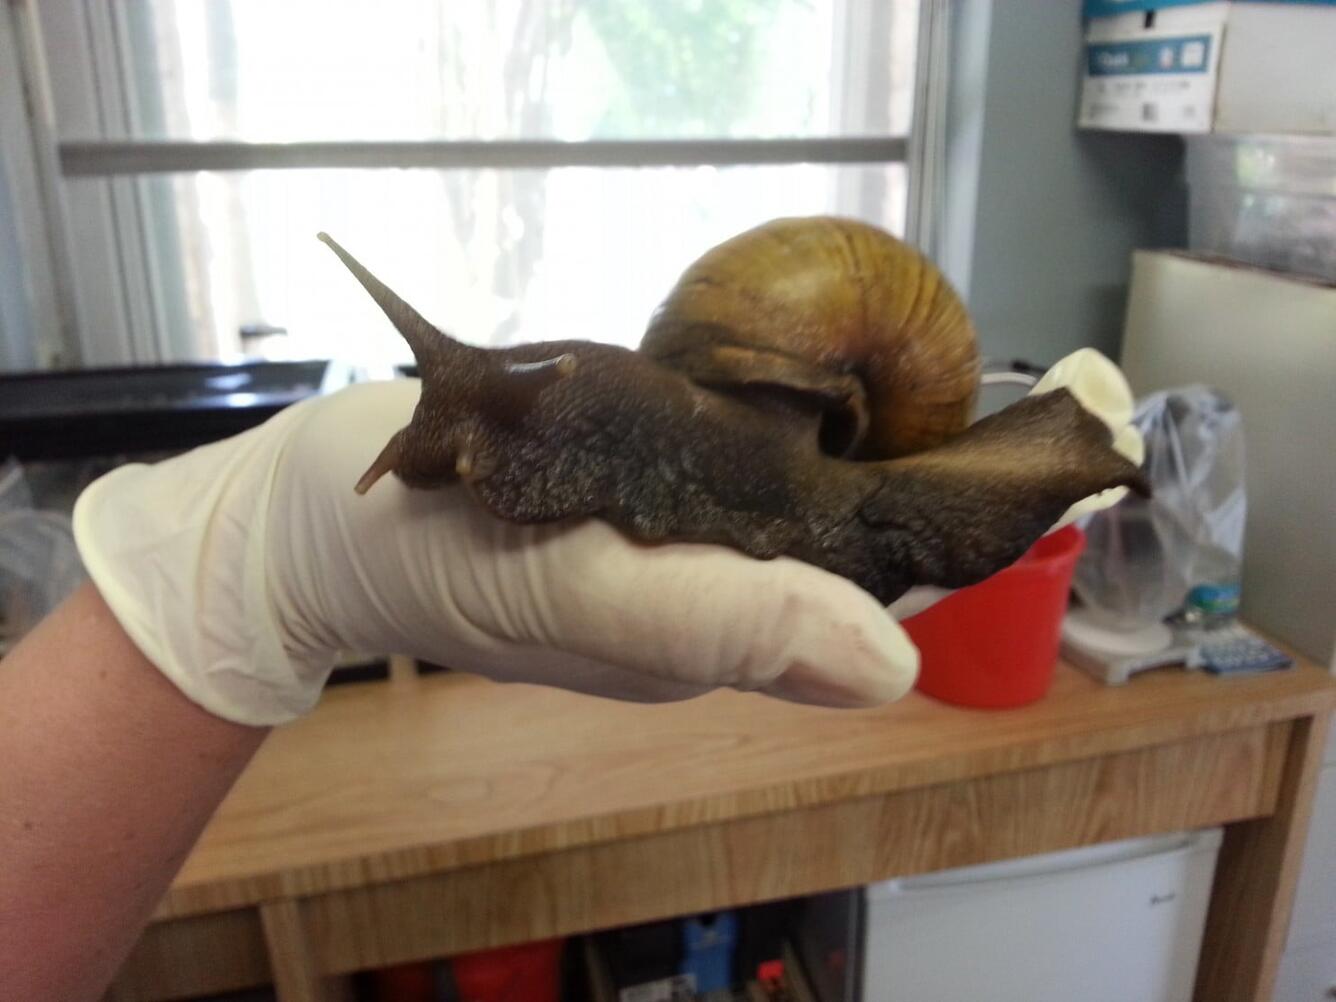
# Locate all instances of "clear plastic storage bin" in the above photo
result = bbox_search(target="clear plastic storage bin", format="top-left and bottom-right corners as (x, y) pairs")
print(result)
(1186, 134), (1336, 283)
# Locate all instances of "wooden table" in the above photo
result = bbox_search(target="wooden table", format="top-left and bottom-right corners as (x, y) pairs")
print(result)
(109, 656), (1336, 1002)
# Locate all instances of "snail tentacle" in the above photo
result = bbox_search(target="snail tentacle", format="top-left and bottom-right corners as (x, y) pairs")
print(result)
(317, 232), (467, 383)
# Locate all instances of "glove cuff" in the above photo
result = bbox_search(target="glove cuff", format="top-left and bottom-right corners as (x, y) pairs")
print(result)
(73, 415), (334, 726)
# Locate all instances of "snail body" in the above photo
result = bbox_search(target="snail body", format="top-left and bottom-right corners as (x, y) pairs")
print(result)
(318, 219), (1146, 604)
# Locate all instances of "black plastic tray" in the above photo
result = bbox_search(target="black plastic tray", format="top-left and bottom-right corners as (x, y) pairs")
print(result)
(0, 360), (339, 460)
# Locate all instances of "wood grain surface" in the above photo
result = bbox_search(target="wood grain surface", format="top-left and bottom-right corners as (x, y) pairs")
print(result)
(298, 723), (1285, 974)
(108, 655), (1336, 1002)
(157, 658), (1336, 920)
(261, 900), (354, 1002)
(1195, 710), (1334, 1002)
(104, 908), (268, 1002)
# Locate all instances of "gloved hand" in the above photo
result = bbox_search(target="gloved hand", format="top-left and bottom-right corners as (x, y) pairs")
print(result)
(74, 347), (1141, 726)
(74, 379), (918, 724)
(1033, 347), (1145, 529)
(888, 347), (1145, 620)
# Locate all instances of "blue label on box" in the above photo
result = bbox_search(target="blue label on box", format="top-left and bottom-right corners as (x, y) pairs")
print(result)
(1084, 0), (1214, 19)
(1086, 34), (1213, 75)
(1085, 0), (1336, 18)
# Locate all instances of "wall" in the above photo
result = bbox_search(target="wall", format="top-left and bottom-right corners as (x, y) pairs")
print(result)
(943, 0), (1186, 367)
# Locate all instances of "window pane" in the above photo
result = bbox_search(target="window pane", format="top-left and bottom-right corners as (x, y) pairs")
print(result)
(76, 164), (907, 364)
(110, 0), (918, 141)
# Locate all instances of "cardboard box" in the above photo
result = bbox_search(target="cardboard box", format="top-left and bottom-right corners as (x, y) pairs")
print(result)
(1118, 250), (1336, 670)
(1078, 1), (1336, 135)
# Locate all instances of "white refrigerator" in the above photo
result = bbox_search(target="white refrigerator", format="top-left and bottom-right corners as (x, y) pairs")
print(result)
(860, 828), (1223, 1002)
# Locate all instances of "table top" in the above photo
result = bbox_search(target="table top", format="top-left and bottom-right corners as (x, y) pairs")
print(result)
(158, 657), (1336, 920)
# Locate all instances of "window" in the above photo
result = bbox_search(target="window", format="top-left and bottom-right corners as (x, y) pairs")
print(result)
(27, 1), (927, 369)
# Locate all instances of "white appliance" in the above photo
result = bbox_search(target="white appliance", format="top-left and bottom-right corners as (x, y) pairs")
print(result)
(861, 828), (1223, 1002)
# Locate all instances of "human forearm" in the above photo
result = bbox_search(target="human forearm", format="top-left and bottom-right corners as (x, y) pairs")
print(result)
(0, 583), (267, 1001)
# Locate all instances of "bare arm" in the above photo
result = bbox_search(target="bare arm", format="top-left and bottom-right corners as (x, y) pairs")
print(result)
(0, 583), (268, 1001)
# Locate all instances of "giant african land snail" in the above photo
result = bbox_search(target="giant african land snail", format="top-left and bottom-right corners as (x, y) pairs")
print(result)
(318, 217), (1147, 605)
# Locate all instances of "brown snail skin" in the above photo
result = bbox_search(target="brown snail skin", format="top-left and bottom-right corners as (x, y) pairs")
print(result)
(317, 218), (1147, 606)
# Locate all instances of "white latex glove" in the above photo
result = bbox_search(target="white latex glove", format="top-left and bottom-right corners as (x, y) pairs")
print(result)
(74, 380), (919, 725)
(1033, 347), (1146, 530)
(887, 347), (1145, 620)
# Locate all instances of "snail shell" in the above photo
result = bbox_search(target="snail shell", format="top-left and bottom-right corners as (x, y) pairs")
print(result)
(642, 217), (980, 460)
(317, 219), (1146, 605)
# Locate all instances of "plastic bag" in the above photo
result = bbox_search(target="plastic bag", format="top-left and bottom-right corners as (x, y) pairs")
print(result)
(0, 459), (86, 650)
(1072, 387), (1245, 628)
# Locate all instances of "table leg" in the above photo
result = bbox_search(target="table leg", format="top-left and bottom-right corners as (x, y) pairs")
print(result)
(1195, 712), (1332, 1002)
(261, 900), (355, 1002)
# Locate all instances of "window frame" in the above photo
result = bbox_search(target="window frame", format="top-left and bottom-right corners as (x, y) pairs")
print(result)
(18, 0), (945, 368)
(1, 2), (77, 369)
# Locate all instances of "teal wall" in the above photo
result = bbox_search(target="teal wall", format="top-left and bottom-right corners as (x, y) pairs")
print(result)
(943, 0), (1186, 367)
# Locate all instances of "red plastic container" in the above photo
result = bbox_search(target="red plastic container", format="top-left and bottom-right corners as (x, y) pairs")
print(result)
(902, 526), (1086, 708)
(450, 939), (564, 1002)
